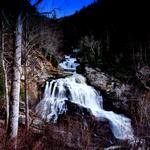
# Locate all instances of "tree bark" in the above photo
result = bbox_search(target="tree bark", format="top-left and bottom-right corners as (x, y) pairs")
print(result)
(24, 62), (29, 131)
(0, 21), (5, 100)
(1, 22), (9, 129)
(24, 14), (29, 131)
(3, 59), (9, 130)
(7, 12), (22, 141)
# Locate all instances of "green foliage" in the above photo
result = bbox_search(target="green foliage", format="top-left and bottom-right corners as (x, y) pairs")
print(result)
(78, 35), (103, 67)
(20, 83), (25, 101)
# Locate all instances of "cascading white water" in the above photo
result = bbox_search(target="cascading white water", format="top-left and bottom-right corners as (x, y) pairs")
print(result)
(36, 73), (134, 140)
(58, 55), (79, 71)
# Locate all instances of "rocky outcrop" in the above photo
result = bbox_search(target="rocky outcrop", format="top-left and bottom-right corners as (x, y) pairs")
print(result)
(28, 101), (116, 149)
(85, 67), (140, 113)
(26, 50), (58, 82)
(21, 50), (59, 106)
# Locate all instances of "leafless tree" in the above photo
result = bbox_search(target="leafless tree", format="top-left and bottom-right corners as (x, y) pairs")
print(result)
(6, 0), (44, 141)
(7, 12), (23, 146)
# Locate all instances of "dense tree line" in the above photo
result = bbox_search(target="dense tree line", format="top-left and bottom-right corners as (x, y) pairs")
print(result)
(60, 0), (150, 75)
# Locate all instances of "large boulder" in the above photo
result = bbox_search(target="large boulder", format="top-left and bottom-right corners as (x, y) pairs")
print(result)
(85, 67), (140, 113)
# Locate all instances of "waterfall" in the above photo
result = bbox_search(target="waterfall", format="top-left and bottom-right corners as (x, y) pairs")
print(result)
(36, 73), (134, 141)
(58, 55), (79, 71)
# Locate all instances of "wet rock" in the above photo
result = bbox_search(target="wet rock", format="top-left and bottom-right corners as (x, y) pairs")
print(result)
(63, 101), (91, 118)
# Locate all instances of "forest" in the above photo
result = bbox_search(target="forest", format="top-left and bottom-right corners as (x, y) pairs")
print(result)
(0, 0), (150, 149)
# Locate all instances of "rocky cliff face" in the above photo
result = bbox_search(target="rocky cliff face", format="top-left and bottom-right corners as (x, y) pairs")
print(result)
(21, 50), (59, 107)
(85, 67), (141, 114)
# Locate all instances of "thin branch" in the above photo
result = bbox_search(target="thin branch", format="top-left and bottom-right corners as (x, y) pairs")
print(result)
(32, 0), (42, 7)
(1, 10), (13, 30)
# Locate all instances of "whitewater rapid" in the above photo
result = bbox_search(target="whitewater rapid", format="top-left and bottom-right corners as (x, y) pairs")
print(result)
(36, 73), (134, 140)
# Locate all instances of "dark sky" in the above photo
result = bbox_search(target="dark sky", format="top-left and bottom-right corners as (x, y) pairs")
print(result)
(31, 0), (95, 18)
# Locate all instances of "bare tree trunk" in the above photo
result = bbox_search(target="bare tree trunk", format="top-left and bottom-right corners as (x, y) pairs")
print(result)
(24, 61), (29, 131)
(0, 21), (5, 101)
(3, 60), (9, 130)
(1, 22), (9, 130)
(24, 14), (30, 131)
(0, 23), (3, 95)
(7, 12), (22, 143)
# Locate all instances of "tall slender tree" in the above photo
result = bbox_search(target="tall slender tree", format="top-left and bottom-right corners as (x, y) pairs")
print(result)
(7, 11), (23, 142)
(1, 21), (9, 130)
(6, 0), (43, 140)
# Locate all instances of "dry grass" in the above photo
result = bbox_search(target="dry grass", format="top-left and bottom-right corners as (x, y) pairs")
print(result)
(131, 91), (150, 149)
(4, 114), (115, 150)
(3, 115), (91, 150)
